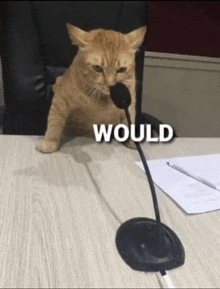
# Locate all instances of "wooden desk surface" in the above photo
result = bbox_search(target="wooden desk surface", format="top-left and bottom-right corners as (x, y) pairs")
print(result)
(0, 136), (220, 288)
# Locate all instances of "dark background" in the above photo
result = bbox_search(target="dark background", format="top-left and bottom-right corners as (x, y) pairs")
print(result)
(146, 1), (220, 58)
(0, 1), (220, 57)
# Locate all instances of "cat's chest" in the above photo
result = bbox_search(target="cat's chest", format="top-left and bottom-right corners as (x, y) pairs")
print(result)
(68, 97), (123, 127)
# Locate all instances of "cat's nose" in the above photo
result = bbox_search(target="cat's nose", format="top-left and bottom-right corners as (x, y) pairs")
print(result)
(106, 76), (116, 87)
(107, 81), (116, 88)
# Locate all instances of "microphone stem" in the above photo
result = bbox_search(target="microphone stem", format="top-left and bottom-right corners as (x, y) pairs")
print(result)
(125, 108), (161, 224)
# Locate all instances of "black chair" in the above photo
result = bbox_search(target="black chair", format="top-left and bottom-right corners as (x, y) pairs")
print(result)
(0, 105), (4, 130)
(1, 1), (174, 137)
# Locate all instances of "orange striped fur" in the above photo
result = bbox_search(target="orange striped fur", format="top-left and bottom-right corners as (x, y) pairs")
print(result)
(38, 24), (146, 153)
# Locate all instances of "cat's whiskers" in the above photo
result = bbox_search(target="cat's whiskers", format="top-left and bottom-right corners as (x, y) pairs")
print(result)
(89, 87), (97, 98)
(89, 87), (109, 105)
(123, 79), (142, 85)
(84, 87), (103, 100)
(84, 86), (94, 96)
(88, 87), (96, 97)
(123, 79), (142, 88)
(90, 87), (101, 100)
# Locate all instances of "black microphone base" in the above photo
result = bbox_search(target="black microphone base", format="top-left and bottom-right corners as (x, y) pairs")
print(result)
(116, 217), (185, 272)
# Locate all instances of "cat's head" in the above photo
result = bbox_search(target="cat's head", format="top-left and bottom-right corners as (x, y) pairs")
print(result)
(66, 24), (146, 97)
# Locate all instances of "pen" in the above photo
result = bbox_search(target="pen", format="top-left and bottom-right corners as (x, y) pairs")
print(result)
(167, 162), (220, 192)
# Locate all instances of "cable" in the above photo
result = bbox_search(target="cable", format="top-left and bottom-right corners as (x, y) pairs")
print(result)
(156, 271), (176, 288)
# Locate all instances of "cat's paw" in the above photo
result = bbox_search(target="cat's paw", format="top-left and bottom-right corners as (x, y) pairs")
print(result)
(37, 141), (60, 153)
(122, 139), (137, 150)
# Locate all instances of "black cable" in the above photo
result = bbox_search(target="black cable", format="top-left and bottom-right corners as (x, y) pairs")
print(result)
(125, 108), (161, 224)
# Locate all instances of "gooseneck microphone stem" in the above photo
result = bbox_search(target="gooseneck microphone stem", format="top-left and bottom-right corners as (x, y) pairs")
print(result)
(136, 143), (161, 223)
(125, 108), (161, 224)
(111, 83), (185, 277)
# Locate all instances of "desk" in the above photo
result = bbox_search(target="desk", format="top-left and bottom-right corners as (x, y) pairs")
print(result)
(0, 136), (220, 288)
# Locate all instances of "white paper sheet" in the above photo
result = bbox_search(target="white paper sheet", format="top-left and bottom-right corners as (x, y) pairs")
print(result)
(136, 154), (220, 214)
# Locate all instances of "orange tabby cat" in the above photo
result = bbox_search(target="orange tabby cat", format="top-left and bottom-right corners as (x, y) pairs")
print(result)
(38, 24), (146, 153)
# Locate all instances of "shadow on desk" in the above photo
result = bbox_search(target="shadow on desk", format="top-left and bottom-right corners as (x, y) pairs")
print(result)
(60, 137), (123, 224)
(20, 135), (123, 225)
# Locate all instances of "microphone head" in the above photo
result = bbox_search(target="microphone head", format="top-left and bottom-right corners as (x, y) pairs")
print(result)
(110, 83), (131, 109)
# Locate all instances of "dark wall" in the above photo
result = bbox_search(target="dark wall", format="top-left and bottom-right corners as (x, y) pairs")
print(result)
(1, 2), (220, 58)
(146, 1), (220, 58)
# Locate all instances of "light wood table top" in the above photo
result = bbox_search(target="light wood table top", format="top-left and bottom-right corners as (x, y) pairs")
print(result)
(0, 136), (220, 288)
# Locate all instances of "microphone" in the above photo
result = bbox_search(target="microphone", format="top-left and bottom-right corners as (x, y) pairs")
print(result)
(110, 83), (131, 109)
(110, 83), (185, 279)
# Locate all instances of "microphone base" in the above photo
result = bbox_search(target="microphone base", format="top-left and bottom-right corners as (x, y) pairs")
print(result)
(116, 217), (185, 272)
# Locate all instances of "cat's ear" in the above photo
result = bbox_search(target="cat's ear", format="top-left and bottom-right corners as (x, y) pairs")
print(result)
(66, 23), (89, 47)
(126, 26), (147, 50)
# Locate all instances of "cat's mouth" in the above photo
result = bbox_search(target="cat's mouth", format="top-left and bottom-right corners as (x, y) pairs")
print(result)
(96, 86), (110, 96)
(101, 88), (110, 95)
(86, 86), (110, 103)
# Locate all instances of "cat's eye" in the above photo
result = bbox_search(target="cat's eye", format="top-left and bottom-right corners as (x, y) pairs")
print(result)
(117, 67), (127, 73)
(92, 65), (104, 73)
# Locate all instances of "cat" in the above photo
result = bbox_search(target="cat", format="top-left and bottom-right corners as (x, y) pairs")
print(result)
(38, 24), (147, 153)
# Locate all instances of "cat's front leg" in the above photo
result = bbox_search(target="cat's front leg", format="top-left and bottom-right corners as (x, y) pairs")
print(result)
(38, 96), (69, 153)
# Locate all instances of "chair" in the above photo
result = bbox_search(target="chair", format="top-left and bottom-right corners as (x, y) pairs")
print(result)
(1, 1), (172, 137)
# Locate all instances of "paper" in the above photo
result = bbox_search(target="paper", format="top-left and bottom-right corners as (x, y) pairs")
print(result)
(136, 154), (220, 214)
